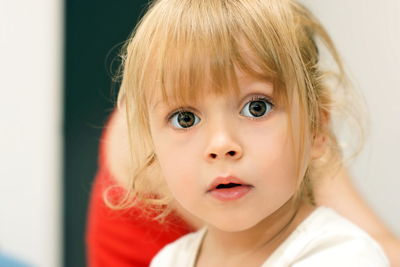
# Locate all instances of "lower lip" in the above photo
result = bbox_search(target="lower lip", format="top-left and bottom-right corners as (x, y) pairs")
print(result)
(208, 185), (253, 201)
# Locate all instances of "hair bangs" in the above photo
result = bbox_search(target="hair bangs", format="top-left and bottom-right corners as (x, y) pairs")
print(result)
(137, 0), (286, 109)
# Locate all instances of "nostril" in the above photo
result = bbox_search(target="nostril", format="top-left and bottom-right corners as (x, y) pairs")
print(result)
(209, 151), (237, 159)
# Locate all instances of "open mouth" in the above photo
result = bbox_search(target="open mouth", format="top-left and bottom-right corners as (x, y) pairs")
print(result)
(208, 183), (253, 201)
(215, 183), (242, 189)
(207, 176), (250, 191)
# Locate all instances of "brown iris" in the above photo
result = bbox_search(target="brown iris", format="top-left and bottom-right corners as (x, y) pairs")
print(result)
(249, 101), (267, 117)
(177, 112), (196, 128)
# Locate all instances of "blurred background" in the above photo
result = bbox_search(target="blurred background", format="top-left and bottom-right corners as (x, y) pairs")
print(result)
(0, 0), (398, 266)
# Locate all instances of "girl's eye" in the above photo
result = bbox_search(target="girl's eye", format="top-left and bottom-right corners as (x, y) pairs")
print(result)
(169, 110), (201, 129)
(240, 97), (274, 118)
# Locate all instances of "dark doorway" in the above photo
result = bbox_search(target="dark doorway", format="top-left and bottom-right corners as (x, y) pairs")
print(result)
(63, 1), (149, 266)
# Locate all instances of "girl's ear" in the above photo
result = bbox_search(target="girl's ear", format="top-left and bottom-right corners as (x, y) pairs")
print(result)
(310, 110), (329, 160)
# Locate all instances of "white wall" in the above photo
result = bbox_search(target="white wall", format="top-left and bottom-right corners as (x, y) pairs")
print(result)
(0, 0), (63, 266)
(301, 0), (400, 235)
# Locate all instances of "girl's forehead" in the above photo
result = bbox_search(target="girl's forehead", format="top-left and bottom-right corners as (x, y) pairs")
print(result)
(148, 68), (274, 109)
(128, 0), (304, 115)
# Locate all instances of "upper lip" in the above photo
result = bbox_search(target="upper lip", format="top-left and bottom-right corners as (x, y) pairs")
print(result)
(207, 176), (251, 192)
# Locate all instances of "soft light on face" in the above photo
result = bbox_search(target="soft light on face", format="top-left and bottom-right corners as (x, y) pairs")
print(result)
(148, 70), (306, 232)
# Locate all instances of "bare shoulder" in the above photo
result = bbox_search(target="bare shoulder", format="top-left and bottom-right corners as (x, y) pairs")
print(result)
(104, 103), (131, 187)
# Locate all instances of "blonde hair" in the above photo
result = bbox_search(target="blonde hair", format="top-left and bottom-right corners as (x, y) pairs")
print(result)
(105, 0), (367, 221)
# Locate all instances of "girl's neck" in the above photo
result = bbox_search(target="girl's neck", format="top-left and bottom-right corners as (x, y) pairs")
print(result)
(196, 200), (316, 266)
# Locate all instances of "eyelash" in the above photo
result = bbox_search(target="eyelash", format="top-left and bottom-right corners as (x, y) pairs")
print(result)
(250, 95), (274, 108)
(166, 108), (198, 132)
(245, 95), (275, 119)
(166, 95), (275, 130)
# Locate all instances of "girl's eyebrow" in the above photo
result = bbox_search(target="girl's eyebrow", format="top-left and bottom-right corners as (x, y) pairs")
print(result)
(151, 100), (163, 109)
(151, 97), (177, 110)
(150, 77), (274, 110)
(238, 75), (274, 92)
(236, 81), (274, 99)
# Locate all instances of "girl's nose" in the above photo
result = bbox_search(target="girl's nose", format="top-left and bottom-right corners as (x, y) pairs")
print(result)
(208, 149), (241, 160)
(204, 131), (243, 162)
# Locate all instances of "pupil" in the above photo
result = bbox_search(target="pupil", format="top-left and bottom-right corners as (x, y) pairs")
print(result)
(250, 101), (266, 117)
(178, 112), (195, 127)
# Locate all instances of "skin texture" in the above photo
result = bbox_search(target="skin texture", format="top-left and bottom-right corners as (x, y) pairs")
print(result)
(106, 99), (400, 267)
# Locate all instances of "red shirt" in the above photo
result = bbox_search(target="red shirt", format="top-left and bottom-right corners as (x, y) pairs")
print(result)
(86, 111), (194, 267)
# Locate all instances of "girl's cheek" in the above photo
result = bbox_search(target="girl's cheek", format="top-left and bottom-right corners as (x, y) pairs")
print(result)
(155, 132), (197, 163)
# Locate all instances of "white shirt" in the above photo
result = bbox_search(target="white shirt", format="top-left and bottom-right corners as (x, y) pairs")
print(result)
(150, 206), (389, 266)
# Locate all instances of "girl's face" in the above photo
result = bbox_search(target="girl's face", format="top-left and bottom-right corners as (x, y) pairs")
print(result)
(149, 69), (309, 232)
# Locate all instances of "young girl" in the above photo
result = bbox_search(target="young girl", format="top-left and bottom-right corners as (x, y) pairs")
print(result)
(107, 0), (390, 265)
